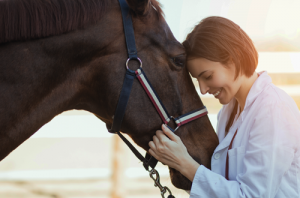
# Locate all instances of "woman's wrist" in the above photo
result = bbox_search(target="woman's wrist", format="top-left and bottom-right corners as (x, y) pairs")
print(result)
(179, 155), (200, 182)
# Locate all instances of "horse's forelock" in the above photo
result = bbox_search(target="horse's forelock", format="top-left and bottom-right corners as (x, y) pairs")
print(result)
(150, 0), (164, 21)
(127, 0), (164, 21)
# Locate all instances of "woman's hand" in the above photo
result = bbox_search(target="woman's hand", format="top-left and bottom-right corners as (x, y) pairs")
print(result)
(148, 124), (200, 181)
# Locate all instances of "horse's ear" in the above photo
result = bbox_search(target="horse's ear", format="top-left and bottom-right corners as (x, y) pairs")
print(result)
(126, 0), (151, 15)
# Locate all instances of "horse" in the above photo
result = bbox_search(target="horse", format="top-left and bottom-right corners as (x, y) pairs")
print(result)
(0, 0), (219, 190)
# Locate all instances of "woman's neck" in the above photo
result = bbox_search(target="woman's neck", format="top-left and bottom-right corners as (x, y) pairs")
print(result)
(235, 72), (258, 112)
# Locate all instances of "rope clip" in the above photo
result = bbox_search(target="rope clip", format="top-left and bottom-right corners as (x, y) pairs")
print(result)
(149, 168), (173, 198)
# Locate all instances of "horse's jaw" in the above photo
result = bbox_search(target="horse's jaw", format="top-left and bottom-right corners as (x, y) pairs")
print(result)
(169, 167), (192, 190)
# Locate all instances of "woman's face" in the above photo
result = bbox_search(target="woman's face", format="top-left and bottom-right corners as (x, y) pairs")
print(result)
(187, 57), (243, 105)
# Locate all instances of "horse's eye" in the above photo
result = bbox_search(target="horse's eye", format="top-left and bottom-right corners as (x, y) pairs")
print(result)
(172, 54), (186, 67)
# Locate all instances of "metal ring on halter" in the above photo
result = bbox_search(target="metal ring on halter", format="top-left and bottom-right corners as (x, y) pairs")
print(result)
(167, 116), (180, 132)
(126, 57), (142, 70)
(173, 126), (180, 132)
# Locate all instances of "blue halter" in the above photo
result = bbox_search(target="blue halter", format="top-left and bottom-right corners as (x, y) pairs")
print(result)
(108, 1), (208, 197)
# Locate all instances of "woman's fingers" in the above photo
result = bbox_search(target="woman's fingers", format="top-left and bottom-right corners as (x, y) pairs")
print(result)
(149, 140), (162, 160)
(161, 124), (180, 142)
(156, 130), (168, 143)
(148, 148), (160, 160)
(148, 140), (156, 150)
(148, 126), (190, 171)
(154, 133), (168, 154)
(153, 134), (160, 145)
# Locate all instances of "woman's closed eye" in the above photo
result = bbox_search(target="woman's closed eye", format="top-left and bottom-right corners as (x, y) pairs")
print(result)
(206, 75), (212, 80)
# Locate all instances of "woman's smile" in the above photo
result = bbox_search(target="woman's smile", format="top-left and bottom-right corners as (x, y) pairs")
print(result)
(187, 57), (240, 105)
(213, 88), (222, 98)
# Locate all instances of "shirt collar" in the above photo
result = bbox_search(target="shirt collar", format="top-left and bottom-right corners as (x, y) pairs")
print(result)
(243, 71), (272, 111)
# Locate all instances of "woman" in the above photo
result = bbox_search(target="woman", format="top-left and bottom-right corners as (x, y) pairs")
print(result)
(148, 16), (300, 197)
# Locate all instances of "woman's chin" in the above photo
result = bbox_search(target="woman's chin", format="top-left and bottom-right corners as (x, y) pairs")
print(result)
(219, 96), (232, 105)
(169, 167), (192, 190)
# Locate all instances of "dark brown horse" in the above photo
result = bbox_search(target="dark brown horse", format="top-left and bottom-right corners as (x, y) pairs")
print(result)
(0, 0), (218, 190)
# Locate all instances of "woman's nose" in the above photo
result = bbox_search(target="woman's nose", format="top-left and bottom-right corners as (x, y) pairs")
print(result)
(199, 81), (209, 95)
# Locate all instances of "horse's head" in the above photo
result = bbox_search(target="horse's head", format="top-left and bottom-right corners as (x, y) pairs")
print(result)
(0, 0), (218, 188)
(80, 0), (219, 190)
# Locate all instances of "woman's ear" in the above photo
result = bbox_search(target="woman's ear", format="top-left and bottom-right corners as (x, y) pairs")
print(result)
(223, 56), (236, 69)
(126, 0), (151, 15)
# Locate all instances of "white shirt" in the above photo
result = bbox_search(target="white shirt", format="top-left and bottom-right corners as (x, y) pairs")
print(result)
(190, 71), (300, 198)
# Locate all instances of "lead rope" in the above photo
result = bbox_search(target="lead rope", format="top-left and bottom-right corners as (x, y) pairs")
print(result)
(117, 132), (174, 198)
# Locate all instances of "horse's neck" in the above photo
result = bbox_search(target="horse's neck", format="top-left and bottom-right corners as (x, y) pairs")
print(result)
(0, 22), (114, 161)
(0, 41), (82, 160)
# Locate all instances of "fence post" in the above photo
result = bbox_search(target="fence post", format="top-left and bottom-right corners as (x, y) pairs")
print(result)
(111, 135), (128, 198)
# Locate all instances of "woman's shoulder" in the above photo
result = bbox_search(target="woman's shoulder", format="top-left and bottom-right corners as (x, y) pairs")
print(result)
(253, 83), (300, 127)
(257, 82), (298, 111)
(248, 71), (295, 108)
(250, 83), (300, 149)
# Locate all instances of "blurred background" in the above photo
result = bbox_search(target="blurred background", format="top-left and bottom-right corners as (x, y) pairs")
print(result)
(0, 0), (299, 197)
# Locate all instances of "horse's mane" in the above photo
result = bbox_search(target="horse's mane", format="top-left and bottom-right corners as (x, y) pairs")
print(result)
(0, 0), (164, 44)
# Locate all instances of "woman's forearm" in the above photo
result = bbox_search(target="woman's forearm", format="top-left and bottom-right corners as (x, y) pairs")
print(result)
(179, 155), (200, 182)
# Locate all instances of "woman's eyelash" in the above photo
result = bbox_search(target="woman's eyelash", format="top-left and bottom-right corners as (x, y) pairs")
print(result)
(206, 75), (212, 80)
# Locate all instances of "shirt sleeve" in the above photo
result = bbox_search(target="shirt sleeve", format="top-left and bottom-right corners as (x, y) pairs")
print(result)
(190, 102), (297, 198)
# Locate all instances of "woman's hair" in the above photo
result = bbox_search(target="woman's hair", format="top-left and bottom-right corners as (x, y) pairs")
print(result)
(183, 16), (258, 134)
(183, 16), (258, 79)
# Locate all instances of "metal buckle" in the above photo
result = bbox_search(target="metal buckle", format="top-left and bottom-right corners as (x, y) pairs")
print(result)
(166, 116), (180, 132)
(149, 168), (173, 198)
(126, 57), (142, 70)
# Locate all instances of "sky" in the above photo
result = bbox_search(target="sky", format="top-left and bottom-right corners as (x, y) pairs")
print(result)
(160, 0), (300, 51)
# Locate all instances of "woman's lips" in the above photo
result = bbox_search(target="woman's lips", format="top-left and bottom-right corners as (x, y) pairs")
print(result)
(214, 88), (222, 98)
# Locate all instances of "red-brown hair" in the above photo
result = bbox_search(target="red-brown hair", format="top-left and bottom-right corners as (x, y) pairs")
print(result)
(183, 16), (258, 80)
(183, 16), (258, 134)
